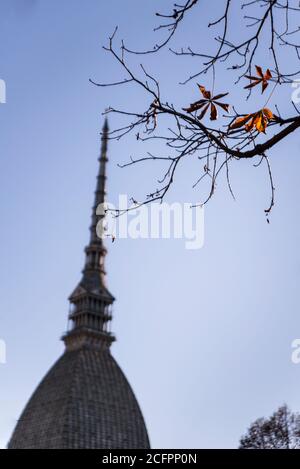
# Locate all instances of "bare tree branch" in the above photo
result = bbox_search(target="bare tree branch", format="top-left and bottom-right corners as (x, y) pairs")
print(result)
(93, 1), (300, 216)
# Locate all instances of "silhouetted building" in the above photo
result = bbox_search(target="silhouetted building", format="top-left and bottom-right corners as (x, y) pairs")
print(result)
(8, 120), (150, 449)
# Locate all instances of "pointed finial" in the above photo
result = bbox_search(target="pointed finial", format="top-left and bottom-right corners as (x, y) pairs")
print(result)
(99, 118), (109, 179)
(103, 116), (109, 132)
(87, 118), (110, 246)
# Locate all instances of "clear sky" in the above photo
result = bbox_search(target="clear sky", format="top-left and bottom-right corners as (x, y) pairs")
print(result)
(0, 0), (300, 449)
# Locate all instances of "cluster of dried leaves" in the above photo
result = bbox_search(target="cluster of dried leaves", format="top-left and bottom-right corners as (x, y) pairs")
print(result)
(183, 85), (229, 120)
(231, 108), (274, 133)
(183, 66), (274, 133)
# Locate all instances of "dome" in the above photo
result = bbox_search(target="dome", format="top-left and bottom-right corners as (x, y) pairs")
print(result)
(8, 346), (150, 449)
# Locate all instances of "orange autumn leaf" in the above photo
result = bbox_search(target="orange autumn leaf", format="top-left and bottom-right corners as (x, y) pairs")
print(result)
(183, 84), (230, 121)
(262, 108), (273, 119)
(230, 108), (274, 133)
(230, 114), (253, 129)
(244, 65), (272, 93)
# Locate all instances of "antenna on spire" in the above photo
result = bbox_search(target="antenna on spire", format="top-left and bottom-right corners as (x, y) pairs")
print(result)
(99, 116), (109, 183)
(89, 118), (109, 244)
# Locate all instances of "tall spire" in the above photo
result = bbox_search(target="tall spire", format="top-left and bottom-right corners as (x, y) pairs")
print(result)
(63, 119), (115, 351)
(89, 117), (109, 245)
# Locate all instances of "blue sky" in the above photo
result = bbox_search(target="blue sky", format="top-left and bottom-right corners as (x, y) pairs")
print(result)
(1, 0), (300, 449)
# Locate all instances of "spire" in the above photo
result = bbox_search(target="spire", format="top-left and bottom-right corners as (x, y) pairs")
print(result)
(83, 117), (110, 284)
(89, 118), (109, 245)
(63, 118), (115, 351)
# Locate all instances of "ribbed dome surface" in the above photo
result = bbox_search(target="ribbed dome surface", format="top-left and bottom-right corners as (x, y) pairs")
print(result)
(8, 347), (150, 449)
